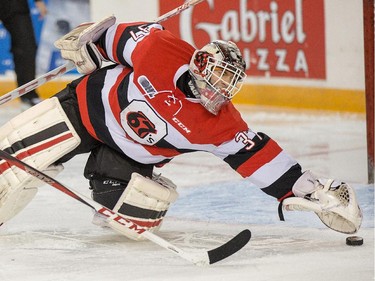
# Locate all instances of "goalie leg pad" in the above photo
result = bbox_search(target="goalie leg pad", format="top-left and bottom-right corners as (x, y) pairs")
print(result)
(0, 97), (81, 224)
(107, 172), (178, 241)
(0, 164), (64, 226)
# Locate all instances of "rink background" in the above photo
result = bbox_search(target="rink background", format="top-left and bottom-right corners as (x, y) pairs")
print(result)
(0, 0), (371, 278)
(0, 104), (373, 281)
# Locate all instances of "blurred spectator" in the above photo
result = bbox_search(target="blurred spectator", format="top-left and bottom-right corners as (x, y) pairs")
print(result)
(0, 0), (47, 107)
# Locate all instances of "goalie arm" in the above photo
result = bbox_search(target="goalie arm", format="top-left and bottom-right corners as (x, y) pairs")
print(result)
(213, 128), (362, 234)
(93, 22), (164, 68)
(215, 130), (303, 200)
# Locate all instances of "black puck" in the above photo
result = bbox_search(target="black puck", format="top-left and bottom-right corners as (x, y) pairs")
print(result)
(346, 236), (363, 246)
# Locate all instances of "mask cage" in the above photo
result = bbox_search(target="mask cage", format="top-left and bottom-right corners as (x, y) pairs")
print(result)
(203, 57), (246, 99)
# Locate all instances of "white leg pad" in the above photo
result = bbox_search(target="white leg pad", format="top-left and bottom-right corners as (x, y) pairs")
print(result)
(107, 172), (178, 241)
(0, 97), (81, 224)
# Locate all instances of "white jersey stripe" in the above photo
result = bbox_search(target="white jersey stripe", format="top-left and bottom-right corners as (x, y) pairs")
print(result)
(104, 24), (116, 62)
(247, 151), (298, 188)
(101, 66), (124, 139)
(127, 72), (145, 101)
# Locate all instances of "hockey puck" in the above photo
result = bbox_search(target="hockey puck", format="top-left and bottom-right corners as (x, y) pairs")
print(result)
(346, 236), (363, 246)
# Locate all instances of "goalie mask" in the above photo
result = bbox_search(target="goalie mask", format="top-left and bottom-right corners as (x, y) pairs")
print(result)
(189, 40), (247, 115)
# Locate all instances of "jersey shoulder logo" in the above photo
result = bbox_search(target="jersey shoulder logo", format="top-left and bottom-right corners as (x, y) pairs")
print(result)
(121, 100), (167, 145)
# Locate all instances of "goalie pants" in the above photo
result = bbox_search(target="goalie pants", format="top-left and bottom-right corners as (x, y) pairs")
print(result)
(54, 79), (154, 209)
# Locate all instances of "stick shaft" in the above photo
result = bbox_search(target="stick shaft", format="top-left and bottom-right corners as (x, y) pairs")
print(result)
(155, 0), (204, 23)
(0, 149), (206, 265)
(0, 61), (75, 106)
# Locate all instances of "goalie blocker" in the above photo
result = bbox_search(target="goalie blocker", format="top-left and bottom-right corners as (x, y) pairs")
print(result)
(54, 15), (116, 74)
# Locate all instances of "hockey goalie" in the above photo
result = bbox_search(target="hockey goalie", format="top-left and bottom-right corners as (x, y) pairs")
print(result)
(0, 15), (362, 239)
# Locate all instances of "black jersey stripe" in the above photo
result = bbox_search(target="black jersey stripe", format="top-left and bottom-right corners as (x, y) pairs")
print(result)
(85, 68), (122, 153)
(153, 138), (195, 154)
(117, 69), (131, 109)
(115, 24), (150, 68)
(116, 32), (131, 67)
(261, 163), (303, 199)
(224, 133), (270, 171)
(115, 23), (163, 68)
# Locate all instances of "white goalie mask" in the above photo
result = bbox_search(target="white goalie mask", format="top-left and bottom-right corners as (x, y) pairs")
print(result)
(189, 40), (247, 115)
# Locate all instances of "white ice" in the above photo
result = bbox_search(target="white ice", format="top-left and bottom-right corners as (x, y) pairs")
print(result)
(0, 104), (373, 281)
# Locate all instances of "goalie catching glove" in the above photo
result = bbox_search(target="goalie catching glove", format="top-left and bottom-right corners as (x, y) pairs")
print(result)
(93, 172), (178, 241)
(280, 171), (362, 234)
(54, 15), (116, 74)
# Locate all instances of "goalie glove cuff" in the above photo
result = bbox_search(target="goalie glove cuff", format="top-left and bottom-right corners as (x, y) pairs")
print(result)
(291, 170), (318, 197)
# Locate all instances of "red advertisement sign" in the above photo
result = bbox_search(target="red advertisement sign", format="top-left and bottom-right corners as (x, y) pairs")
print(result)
(160, 0), (326, 79)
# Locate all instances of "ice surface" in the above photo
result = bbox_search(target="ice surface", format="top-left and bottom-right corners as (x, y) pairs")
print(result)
(0, 103), (373, 281)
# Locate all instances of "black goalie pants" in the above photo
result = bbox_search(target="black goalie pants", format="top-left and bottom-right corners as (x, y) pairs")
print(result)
(54, 80), (154, 209)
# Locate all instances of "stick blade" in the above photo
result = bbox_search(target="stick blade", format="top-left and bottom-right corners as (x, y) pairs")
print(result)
(207, 229), (251, 264)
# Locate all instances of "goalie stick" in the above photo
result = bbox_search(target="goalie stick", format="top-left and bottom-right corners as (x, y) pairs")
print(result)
(0, 61), (76, 106)
(0, 0), (205, 106)
(0, 149), (251, 266)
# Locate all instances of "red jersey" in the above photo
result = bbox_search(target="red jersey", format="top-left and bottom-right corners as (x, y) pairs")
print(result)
(75, 22), (301, 199)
